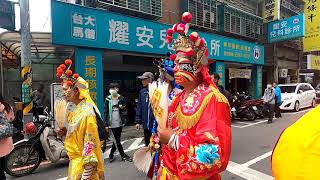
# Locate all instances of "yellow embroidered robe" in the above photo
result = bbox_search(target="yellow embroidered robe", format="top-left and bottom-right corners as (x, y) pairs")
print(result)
(64, 100), (104, 180)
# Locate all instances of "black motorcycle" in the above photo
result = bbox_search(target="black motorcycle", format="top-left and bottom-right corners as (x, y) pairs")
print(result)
(231, 93), (256, 121)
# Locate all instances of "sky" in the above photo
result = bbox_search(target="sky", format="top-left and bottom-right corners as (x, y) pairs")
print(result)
(0, 0), (51, 33)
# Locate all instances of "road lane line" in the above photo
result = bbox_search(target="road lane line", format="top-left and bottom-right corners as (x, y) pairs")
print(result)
(239, 120), (268, 128)
(242, 151), (272, 167)
(227, 161), (273, 180)
(126, 137), (143, 151)
(103, 137), (143, 159)
(231, 125), (244, 128)
(233, 121), (253, 125)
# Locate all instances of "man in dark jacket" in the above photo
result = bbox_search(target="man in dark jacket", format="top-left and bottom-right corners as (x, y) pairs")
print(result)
(135, 72), (156, 146)
(104, 82), (132, 162)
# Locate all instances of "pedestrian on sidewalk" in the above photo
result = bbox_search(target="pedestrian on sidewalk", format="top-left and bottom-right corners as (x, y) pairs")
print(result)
(273, 82), (282, 118)
(0, 100), (15, 180)
(104, 82), (132, 163)
(135, 72), (156, 146)
(263, 84), (276, 124)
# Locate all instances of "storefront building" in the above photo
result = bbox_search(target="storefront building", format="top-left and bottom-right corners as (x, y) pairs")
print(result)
(51, 0), (265, 116)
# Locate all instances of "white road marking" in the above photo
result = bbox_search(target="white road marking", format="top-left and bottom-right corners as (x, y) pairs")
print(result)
(103, 137), (144, 159)
(234, 121), (253, 125)
(239, 120), (268, 128)
(227, 161), (274, 180)
(231, 125), (244, 128)
(242, 151), (272, 167)
(127, 137), (143, 151)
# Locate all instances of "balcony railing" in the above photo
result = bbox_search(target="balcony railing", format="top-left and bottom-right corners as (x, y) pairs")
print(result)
(95, 0), (162, 20)
(281, 0), (302, 14)
(182, 0), (218, 31)
(218, 4), (263, 40)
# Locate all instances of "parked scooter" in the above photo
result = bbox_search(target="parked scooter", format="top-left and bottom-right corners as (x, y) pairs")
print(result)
(5, 107), (68, 177)
(231, 93), (256, 121)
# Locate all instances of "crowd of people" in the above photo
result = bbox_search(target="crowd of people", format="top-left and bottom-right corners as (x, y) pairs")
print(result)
(3, 11), (318, 180)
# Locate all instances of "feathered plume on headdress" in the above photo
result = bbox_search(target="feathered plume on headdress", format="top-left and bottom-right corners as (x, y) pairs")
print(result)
(165, 12), (209, 73)
(56, 59), (80, 87)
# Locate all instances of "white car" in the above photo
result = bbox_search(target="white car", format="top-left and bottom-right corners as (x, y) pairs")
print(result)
(279, 83), (316, 111)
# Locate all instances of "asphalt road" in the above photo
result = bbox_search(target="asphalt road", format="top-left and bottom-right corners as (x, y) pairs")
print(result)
(6, 107), (313, 180)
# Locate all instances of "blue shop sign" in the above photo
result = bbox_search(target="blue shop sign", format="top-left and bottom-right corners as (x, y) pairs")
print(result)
(51, 0), (264, 65)
(268, 14), (305, 43)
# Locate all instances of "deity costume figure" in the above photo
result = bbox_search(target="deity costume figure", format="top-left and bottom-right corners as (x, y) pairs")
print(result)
(157, 12), (231, 180)
(56, 59), (104, 180)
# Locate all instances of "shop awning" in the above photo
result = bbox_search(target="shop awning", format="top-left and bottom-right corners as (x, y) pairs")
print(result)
(0, 31), (74, 68)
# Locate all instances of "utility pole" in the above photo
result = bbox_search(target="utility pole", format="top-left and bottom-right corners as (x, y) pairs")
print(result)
(20, 0), (33, 117)
(273, 43), (278, 83)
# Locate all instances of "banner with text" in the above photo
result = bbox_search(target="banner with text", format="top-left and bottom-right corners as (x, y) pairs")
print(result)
(268, 14), (305, 43)
(307, 55), (320, 70)
(229, 68), (252, 79)
(75, 48), (104, 119)
(51, 0), (264, 65)
(303, 0), (320, 52)
(262, 0), (280, 22)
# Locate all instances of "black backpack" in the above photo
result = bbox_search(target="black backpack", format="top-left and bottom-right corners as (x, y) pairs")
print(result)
(93, 108), (107, 142)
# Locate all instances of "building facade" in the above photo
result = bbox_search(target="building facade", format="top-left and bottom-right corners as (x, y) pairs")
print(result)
(264, 0), (304, 84)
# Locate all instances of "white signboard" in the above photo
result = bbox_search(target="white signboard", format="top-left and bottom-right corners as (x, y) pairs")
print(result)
(229, 68), (252, 79)
(279, 69), (288, 78)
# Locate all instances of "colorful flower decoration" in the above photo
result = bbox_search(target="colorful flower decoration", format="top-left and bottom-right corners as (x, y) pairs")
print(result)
(195, 144), (220, 164)
(83, 141), (95, 156)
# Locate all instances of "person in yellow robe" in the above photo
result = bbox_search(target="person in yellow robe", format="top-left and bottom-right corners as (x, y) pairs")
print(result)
(56, 59), (104, 180)
(272, 105), (320, 180)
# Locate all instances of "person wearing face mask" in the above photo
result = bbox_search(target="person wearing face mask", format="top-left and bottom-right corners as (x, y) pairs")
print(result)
(0, 100), (15, 180)
(104, 82), (132, 163)
(263, 84), (276, 124)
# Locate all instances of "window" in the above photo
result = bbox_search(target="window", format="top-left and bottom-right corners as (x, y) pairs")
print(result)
(279, 86), (297, 93)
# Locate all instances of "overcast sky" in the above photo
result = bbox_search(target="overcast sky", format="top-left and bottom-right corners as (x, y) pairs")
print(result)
(0, 0), (51, 33)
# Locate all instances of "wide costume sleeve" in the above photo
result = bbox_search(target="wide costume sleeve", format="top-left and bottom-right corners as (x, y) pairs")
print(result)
(174, 96), (231, 178)
(82, 115), (102, 167)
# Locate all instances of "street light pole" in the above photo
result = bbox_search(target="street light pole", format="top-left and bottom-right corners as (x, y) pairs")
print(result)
(20, 0), (33, 116)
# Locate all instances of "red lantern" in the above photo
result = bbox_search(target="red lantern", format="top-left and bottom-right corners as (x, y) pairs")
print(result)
(165, 36), (173, 44)
(189, 32), (199, 42)
(66, 70), (73, 76)
(65, 59), (73, 66)
(177, 24), (186, 34)
(66, 80), (73, 87)
(181, 12), (193, 24)
(59, 64), (67, 70)
(57, 67), (63, 74)
(73, 73), (79, 79)
(166, 29), (174, 36)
